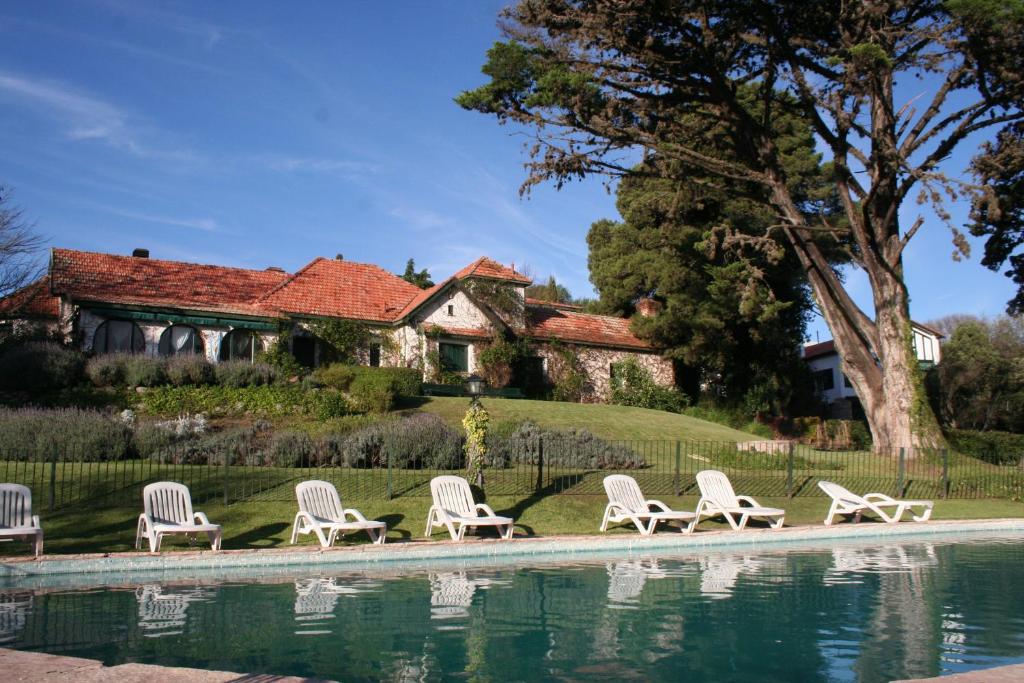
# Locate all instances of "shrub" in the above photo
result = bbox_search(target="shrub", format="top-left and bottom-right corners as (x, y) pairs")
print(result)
(312, 364), (422, 397)
(214, 360), (278, 387)
(123, 355), (167, 387)
(313, 389), (350, 420)
(946, 429), (1024, 465)
(164, 355), (215, 386)
(132, 421), (181, 459)
(609, 356), (689, 413)
(683, 403), (774, 439)
(486, 420), (645, 469)
(349, 372), (396, 413)
(374, 367), (422, 397)
(312, 363), (357, 390)
(0, 407), (132, 461)
(86, 353), (130, 387)
(140, 385), (307, 416)
(265, 430), (313, 467)
(0, 342), (86, 392)
(336, 413), (463, 469)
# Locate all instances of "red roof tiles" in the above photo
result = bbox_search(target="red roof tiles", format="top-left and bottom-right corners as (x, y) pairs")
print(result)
(802, 340), (836, 359)
(50, 248), (289, 316)
(454, 256), (532, 285)
(258, 257), (423, 323)
(0, 277), (60, 319)
(527, 305), (652, 350)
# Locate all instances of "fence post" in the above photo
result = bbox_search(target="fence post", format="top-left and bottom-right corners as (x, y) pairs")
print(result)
(222, 448), (230, 506)
(941, 448), (950, 499)
(535, 437), (544, 493)
(386, 450), (393, 500)
(48, 449), (57, 512)
(896, 447), (906, 497)
(673, 441), (681, 496)
(786, 443), (795, 498)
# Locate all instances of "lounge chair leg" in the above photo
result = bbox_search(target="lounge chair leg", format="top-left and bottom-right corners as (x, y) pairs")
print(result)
(424, 508), (436, 538)
(600, 506), (612, 532)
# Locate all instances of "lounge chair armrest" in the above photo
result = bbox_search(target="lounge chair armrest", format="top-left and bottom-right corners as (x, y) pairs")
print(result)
(645, 500), (672, 513)
(193, 512), (212, 525)
(863, 493), (897, 504)
(475, 503), (498, 517)
(736, 495), (761, 507)
(32, 515), (40, 528)
(342, 508), (369, 522)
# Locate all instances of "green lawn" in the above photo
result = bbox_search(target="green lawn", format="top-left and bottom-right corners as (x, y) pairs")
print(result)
(6, 495), (1023, 557)
(408, 396), (764, 441)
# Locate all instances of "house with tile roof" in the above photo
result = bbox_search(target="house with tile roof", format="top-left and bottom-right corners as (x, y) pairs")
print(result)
(0, 248), (674, 402)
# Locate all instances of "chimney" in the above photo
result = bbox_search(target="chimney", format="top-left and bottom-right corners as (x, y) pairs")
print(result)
(265, 266), (285, 272)
(635, 297), (662, 317)
(132, 248), (149, 258)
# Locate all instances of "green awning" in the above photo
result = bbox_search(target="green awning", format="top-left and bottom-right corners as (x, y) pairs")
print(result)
(86, 307), (278, 331)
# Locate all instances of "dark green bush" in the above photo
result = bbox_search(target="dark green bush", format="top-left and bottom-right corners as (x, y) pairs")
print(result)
(313, 389), (350, 420)
(609, 357), (689, 413)
(349, 372), (397, 413)
(312, 363), (421, 398)
(139, 385), (309, 416)
(164, 355), (215, 386)
(312, 363), (356, 390)
(123, 355), (167, 387)
(85, 353), (129, 387)
(214, 360), (278, 387)
(373, 367), (422, 397)
(0, 407), (132, 461)
(0, 342), (86, 392)
(946, 429), (1024, 465)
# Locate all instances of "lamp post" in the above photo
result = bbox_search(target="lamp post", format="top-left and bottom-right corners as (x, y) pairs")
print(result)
(465, 373), (486, 405)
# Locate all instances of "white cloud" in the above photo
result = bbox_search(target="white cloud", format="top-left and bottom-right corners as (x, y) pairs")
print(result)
(260, 156), (378, 175)
(97, 207), (225, 234)
(388, 205), (451, 231)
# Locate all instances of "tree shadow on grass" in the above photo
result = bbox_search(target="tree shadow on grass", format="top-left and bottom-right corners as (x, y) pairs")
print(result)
(227, 522), (290, 549)
(493, 475), (582, 538)
(378, 513), (409, 540)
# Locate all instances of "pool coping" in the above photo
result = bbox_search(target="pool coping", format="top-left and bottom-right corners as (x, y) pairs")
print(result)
(2, 518), (1022, 578)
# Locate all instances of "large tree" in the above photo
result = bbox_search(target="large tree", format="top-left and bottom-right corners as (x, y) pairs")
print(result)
(0, 187), (44, 298)
(457, 0), (1024, 451)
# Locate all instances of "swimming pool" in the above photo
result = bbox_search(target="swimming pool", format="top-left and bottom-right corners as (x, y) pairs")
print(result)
(2, 535), (1023, 682)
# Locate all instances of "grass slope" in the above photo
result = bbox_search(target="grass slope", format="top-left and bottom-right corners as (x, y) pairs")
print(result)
(409, 397), (763, 442)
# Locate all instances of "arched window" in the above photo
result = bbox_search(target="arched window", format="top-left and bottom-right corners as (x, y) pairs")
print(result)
(218, 329), (263, 362)
(158, 325), (204, 356)
(92, 319), (146, 354)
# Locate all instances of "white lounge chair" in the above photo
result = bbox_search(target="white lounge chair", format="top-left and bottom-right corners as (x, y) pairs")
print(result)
(136, 482), (222, 553)
(290, 480), (386, 547)
(695, 470), (785, 530)
(0, 484), (43, 557)
(818, 480), (933, 525)
(600, 474), (697, 535)
(425, 475), (514, 541)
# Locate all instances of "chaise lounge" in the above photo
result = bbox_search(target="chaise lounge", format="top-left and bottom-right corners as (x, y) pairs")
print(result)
(601, 474), (697, 535)
(136, 481), (222, 552)
(818, 480), (933, 525)
(425, 475), (514, 541)
(695, 469), (786, 530)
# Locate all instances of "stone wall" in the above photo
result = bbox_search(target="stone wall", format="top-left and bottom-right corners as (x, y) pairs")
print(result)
(533, 343), (674, 402)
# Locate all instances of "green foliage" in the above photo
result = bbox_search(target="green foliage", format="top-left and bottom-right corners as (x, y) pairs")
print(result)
(401, 258), (434, 289)
(547, 344), (586, 402)
(137, 385), (345, 418)
(0, 407), (132, 461)
(214, 360), (279, 387)
(477, 336), (528, 388)
(310, 319), (371, 364)
(609, 356), (689, 413)
(0, 341), (85, 392)
(683, 403), (774, 439)
(348, 372), (396, 413)
(86, 354), (127, 387)
(946, 429), (1024, 465)
(525, 275), (572, 304)
(311, 363), (356, 390)
(484, 420), (645, 469)
(334, 413), (463, 469)
(928, 316), (1024, 432)
(311, 363), (422, 397)
(163, 355), (215, 386)
(257, 327), (304, 378)
(123, 355), (167, 387)
(462, 401), (490, 482)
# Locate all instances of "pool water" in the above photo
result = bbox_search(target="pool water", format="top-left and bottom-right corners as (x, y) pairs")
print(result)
(2, 536), (1024, 682)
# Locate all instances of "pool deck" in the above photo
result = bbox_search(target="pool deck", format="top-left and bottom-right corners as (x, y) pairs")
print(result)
(892, 663), (1024, 682)
(0, 647), (334, 682)
(1, 517), (1022, 579)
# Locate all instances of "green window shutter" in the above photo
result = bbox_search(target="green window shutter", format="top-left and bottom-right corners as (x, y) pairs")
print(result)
(439, 343), (468, 372)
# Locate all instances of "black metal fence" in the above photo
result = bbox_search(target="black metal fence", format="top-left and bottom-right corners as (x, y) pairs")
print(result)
(1, 440), (1022, 511)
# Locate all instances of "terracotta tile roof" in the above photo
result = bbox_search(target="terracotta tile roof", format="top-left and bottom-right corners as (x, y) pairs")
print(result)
(396, 281), (447, 319)
(802, 340), (836, 359)
(526, 305), (652, 350)
(0, 277), (60, 319)
(427, 325), (494, 339)
(50, 248), (289, 316)
(258, 257), (423, 323)
(454, 256), (532, 285)
(525, 297), (583, 311)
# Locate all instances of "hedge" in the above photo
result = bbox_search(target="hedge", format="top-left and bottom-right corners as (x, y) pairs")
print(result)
(0, 407), (132, 461)
(137, 385), (350, 418)
(312, 363), (422, 397)
(946, 429), (1024, 465)
(0, 342), (85, 392)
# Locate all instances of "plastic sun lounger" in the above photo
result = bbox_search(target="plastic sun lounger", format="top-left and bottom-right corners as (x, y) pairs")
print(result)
(136, 482), (222, 553)
(818, 480), (933, 525)
(291, 480), (386, 547)
(0, 483), (43, 557)
(600, 474), (697, 535)
(694, 469), (785, 530)
(425, 475), (514, 541)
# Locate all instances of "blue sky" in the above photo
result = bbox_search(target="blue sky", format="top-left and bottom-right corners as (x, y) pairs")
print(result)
(0, 1), (1014, 342)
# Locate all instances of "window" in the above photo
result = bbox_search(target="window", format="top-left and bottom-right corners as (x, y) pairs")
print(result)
(369, 342), (381, 367)
(292, 336), (316, 368)
(843, 374), (853, 389)
(438, 342), (468, 373)
(218, 329), (263, 362)
(158, 325), (203, 356)
(92, 320), (145, 354)
(813, 368), (835, 392)
(447, 304), (454, 316)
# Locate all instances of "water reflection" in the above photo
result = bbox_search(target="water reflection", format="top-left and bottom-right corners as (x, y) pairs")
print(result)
(428, 571), (510, 624)
(0, 591), (32, 644)
(824, 543), (939, 585)
(293, 577), (381, 635)
(135, 584), (215, 638)
(606, 559), (669, 606)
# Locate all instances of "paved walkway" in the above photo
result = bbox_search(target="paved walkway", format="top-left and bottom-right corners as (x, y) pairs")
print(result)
(1, 647), (333, 682)
(892, 663), (1024, 682)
